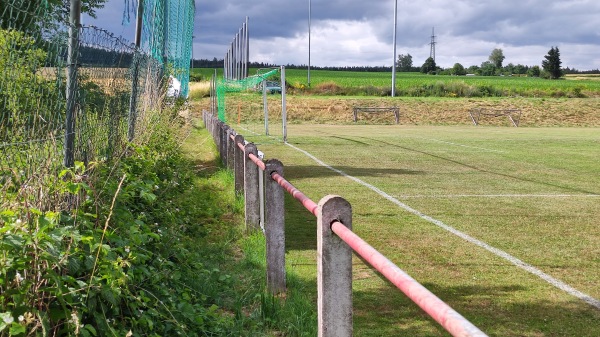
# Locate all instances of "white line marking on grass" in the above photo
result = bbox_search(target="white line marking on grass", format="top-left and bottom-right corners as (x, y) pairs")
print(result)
(285, 142), (600, 310)
(415, 137), (507, 153)
(395, 194), (600, 199)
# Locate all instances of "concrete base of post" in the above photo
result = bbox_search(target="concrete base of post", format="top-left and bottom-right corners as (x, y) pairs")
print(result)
(318, 195), (353, 337)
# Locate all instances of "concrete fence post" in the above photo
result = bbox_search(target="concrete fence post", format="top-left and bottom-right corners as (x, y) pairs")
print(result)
(205, 112), (211, 137)
(264, 159), (286, 294)
(220, 124), (229, 166)
(234, 134), (245, 194)
(212, 116), (217, 142)
(227, 128), (235, 170)
(216, 121), (224, 159)
(317, 195), (353, 337)
(244, 143), (261, 232)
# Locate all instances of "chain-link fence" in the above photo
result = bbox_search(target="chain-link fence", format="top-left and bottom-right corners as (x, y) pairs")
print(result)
(0, 0), (194, 209)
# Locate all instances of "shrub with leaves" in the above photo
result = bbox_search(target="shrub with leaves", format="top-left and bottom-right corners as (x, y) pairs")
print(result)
(0, 119), (238, 336)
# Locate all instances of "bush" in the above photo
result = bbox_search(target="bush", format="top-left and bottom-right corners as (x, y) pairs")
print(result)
(0, 120), (237, 336)
(313, 81), (343, 95)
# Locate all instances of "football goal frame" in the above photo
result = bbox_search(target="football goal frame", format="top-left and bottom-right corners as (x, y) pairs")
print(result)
(353, 106), (400, 124)
(469, 108), (521, 127)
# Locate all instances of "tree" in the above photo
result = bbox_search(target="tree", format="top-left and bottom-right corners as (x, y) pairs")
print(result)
(504, 63), (515, 75)
(542, 46), (563, 79)
(396, 53), (413, 72)
(421, 57), (437, 74)
(467, 65), (480, 75)
(489, 48), (505, 69)
(528, 65), (541, 77)
(514, 64), (528, 75)
(0, 0), (106, 33)
(451, 63), (466, 76)
(479, 61), (497, 76)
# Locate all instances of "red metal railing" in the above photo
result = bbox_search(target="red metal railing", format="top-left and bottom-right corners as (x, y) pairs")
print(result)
(248, 152), (266, 171)
(245, 142), (486, 336)
(331, 221), (486, 337)
(270, 172), (319, 216)
(209, 113), (487, 337)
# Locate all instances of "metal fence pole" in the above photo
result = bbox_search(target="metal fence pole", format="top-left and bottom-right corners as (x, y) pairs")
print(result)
(244, 143), (261, 232)
(262, 79), (269, 136)
(280, 66), (287, 142)
(127, 54), (140, 142)
(264, 159), (286, 294)
(234, 134), (245, 194)
(127, 0), (143, 142)
(64, 0), (81, 168)
(318, 195), (353, 337)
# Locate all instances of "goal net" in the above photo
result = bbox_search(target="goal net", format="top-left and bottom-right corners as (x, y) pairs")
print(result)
(212, 68), (287, 143)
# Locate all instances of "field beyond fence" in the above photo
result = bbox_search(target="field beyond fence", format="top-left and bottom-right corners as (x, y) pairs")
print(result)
(191, 68), (600, 98)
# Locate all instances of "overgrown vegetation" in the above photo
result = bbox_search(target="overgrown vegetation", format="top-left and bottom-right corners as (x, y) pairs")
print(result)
(1, 114), (316, 335)
(0, 29), (63, 141)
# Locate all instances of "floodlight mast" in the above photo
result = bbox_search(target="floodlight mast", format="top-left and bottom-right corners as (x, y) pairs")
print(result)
(308, 0), (311, 87)
(391, 0), (398, 97)
(223, 19), (250, 80)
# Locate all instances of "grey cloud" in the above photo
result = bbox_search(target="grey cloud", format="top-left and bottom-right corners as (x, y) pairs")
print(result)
(86, 0), (600, 69)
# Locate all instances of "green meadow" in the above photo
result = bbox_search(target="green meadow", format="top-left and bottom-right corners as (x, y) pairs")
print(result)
(191, 68), (600, 98)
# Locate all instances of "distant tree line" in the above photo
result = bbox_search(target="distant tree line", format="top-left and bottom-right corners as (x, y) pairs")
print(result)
(192, 58), (396, 72)
(402, 46), (597, 79)
(193, 47), (599, 78)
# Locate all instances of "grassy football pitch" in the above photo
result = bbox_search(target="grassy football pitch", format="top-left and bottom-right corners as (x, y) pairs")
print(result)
(245, 124), (600, 336)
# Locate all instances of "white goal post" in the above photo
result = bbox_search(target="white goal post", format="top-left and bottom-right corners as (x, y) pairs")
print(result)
(469, 108), (521, 127)
(353, 106), (400, 124)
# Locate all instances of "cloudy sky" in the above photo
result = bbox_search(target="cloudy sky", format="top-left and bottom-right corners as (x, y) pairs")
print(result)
(85, 0), (600, 70)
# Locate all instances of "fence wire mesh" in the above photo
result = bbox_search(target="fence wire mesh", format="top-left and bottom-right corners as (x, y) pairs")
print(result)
(0, 0), (194, 209)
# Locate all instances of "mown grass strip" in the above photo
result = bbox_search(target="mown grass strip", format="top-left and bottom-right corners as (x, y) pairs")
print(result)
(253, 124), (600, 337)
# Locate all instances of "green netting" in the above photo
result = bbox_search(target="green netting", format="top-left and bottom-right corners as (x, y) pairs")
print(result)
(217, 68), (279, 121)
(0, 0), (194, 208)
(141, 0), (194, 97)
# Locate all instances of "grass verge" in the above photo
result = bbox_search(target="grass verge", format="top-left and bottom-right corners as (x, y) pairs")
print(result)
(0, 115), (316, 336)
